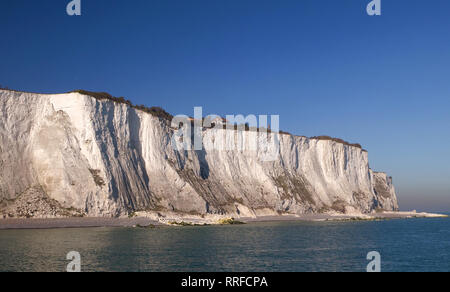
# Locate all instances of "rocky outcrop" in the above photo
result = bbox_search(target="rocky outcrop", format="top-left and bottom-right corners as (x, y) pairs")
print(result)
(0, 89), (398, 218)
(0, 186), (85, 219)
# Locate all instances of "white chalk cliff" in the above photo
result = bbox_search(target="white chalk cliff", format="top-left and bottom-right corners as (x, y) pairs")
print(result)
(0, 89), (398, 218)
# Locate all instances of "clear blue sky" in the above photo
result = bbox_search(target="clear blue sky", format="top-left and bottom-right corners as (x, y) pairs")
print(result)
(1, 0), (449, 212)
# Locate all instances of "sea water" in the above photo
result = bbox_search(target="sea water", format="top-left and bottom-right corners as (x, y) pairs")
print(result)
(0, 217), (449, 272)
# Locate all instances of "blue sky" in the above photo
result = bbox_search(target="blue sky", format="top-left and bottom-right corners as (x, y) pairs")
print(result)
(1, 0), (449, 211)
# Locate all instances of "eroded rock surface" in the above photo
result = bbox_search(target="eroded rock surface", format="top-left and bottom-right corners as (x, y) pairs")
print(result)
(0, 89), (399, 218)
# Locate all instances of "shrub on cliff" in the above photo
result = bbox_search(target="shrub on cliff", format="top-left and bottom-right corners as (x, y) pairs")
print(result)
(133, 105), (173, 121)
(70, 90), (173, 121)
(310, 135), (362, 149)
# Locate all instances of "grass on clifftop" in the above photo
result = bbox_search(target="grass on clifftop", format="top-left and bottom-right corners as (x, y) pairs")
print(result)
(68, 89), (364, 149)
(0, 88), (367, 150)
(310, 136), (363, 149)
(70, 90), (173, 121)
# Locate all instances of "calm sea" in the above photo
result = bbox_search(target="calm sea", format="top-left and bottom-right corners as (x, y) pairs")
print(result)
(0, 217), (449, 272)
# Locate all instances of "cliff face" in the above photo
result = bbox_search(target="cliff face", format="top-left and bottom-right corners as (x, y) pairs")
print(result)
(0, 90), (398, 218)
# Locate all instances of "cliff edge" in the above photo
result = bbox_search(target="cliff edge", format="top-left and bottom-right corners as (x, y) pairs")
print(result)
(0, 89), (398, 218)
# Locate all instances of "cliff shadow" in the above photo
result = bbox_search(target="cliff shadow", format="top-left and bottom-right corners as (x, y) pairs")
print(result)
(127, 108), (152, 206)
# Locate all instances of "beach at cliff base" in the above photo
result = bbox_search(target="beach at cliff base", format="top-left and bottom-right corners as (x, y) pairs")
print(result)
(0, 211), (446, 230)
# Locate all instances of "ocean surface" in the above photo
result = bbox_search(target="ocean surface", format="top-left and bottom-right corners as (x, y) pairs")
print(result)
(0, 217), (449, 272)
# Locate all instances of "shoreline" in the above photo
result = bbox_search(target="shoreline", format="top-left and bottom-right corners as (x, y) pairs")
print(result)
(0, 217), (163, 230)
(0, 211), (447, 230)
